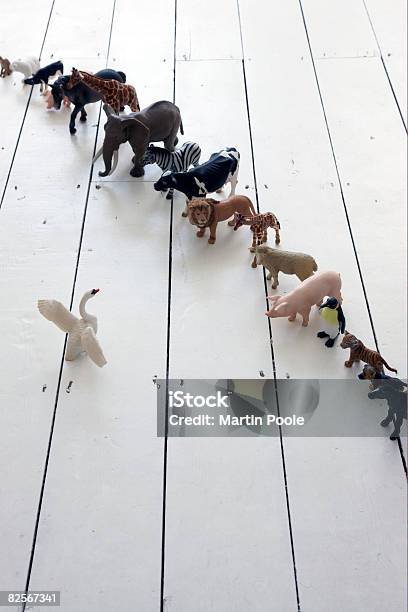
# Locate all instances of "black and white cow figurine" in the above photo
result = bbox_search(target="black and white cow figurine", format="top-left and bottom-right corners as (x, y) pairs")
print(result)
(153, 147), (240, 215)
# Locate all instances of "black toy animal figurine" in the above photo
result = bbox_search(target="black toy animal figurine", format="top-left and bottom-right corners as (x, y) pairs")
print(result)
(365, 374), (407, 440)
(93, 101), (183, 177)
(24, 60), (64, 93)
(50, 69), (126, 134)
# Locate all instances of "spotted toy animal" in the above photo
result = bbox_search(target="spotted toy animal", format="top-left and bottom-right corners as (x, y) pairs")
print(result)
(340, 332), (398, 373)
(67, 68), (139, 114)
(234, 211), (281, 268)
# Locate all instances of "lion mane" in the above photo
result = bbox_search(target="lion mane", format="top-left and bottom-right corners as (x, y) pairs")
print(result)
(187, 199), (215, 228)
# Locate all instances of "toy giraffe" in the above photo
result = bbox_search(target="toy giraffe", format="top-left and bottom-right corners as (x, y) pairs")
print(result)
(67, 68), (139, 114)
(234, 212), (281, 268)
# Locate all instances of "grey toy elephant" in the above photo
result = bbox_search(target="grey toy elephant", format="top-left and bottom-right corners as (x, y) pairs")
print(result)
(93, 101), (183, 177)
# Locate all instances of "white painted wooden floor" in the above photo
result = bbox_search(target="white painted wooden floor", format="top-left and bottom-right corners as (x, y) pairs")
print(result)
(0, 1), (406, 611)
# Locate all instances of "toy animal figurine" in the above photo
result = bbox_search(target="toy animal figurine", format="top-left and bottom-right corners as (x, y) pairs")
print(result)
(49, 69), (126, 134)
(366, 377), (407, 440)
(10, 56), (40, 79)
(255, 245), (317, 289)
(265, 271), (342, 326)
(143, 142), (201, 199)
(234, 212), (280, 267)
(24, 60), (64, 93)
(358, 364), (405, 390)
(153, 147), (240, 214)
(187, 195), (256, 244)
(317, 296), (345, 347)
(0, 56), (12, 77)
(93, 101), (183, 177)
(340, 332), (398, 373)
(67, 68), (139, 114)
(45, 89), (71, 109)
(38, 289), (107, 367)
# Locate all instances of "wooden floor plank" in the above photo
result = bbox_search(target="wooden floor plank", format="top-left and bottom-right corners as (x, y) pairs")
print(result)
(299, 0), (378, 59)
(283, 436), (407, 612)
(176, 0), (242, 61)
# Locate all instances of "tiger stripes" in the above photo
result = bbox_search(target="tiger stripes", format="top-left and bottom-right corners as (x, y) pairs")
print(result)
(340, 332), (398, 373)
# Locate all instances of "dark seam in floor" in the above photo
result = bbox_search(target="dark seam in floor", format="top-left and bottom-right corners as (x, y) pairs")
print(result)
(160, 2), (178, 610)
(362, 0), (407, 134)
(237, 2), (302, 610)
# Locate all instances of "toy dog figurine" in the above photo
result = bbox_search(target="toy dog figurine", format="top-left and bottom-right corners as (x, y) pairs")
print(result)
(317, 296), (345, 347)
(265, 271), (342, 326)
(340, 332), (398, 373)
(0, 56), (12, 77)
(24, 60), (64, 93)
(366, 376), (407, 440)
(234, 211), (281, 268)
(255, 245), (317, 289)
(358, 364), (404, 390)
(187, 195), (256, 244)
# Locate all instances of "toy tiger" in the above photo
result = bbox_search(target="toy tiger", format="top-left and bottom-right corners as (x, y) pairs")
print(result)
(340, 332), (398, 373)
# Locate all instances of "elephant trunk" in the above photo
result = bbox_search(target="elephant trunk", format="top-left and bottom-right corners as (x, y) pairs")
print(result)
(98, 144), (118, 177)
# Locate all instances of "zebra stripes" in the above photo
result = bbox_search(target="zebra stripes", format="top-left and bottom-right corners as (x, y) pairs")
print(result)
(143, 142), (202, 199)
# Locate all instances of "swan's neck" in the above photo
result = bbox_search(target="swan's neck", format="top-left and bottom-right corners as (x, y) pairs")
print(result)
(79, 294), (93, 321)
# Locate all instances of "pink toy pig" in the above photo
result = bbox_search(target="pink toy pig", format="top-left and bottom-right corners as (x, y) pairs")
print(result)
(265, 271), (342, 326)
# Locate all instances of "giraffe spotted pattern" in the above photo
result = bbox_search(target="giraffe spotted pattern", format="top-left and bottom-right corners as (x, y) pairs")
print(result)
(67, 68), (139, 113)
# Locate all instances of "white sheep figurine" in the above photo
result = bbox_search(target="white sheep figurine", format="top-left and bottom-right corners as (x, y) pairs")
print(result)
(255, 244), (318, 289)
(11, 56), (40, 80)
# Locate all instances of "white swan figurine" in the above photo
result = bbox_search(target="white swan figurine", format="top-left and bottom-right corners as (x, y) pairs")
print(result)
(38, 288), (107, 367)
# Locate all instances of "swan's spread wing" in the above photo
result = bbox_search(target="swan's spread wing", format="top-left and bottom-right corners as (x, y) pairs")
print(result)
(38, 300), (78, 332)
(81, 327), (107, 368)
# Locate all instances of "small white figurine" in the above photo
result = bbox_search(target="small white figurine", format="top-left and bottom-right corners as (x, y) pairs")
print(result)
(38, 288), (107, 367)
(11, 57), (40, 79)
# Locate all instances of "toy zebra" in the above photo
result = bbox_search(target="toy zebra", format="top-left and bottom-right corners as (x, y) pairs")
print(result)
(234, 211), (281, 268)
(143, 141), (201, 199)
